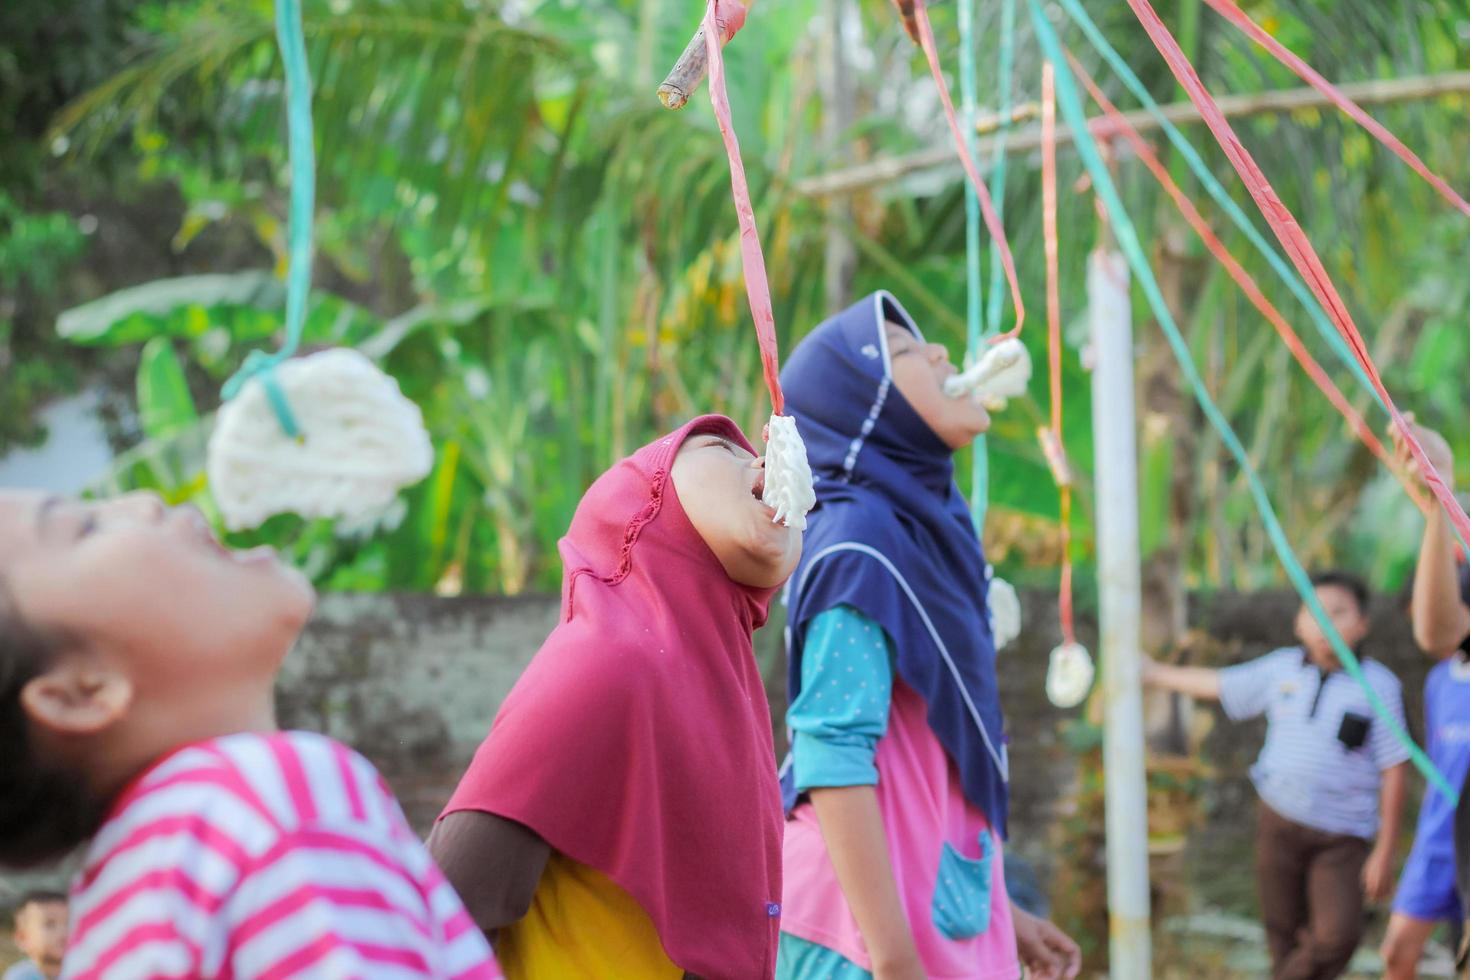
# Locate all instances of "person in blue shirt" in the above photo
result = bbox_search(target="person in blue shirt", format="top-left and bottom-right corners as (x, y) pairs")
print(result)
(1143, 571), (1410, 980)
(1386, 418), (1470, 979)
(1381, 649), (1470, 978)
(3, 891), (66, 980)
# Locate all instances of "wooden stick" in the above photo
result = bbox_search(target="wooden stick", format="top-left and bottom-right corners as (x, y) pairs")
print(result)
(658, 28), (711, 109)
(797, 69), (1470, 196)
(658, 3), (752, 110)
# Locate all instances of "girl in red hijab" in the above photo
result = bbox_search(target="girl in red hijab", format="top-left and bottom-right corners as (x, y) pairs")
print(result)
(430, 415), (802, 980)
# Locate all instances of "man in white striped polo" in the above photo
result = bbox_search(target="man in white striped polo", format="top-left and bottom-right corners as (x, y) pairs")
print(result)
(1144, 571), (1411, 980)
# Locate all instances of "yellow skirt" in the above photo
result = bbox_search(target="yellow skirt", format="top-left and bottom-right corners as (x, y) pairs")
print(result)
(496, 851), (683, 979)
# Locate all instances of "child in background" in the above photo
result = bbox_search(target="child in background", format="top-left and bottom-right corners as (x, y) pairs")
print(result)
(1144, 571), (1410, 980)
(1381, 640), (1470, 978)
(1380, 418), (1470, 978)
(775, 292), (1080, 980)
(430, 415), (801, 980)
(0, 490), (499, 979)
(3, 891), (67, 980)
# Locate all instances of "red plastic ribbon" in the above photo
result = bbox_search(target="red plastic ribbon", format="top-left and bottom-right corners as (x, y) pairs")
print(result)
(912, 0), (1025, 340)
(1065, 50), (1428, 514)
(702, 0), (784, 415)
(1040, 62), (1075, 645)
(1202, 0), (1470, 220)
(1125, 0), (1470, 550)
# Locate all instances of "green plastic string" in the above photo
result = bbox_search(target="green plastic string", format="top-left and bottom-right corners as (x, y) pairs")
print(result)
(958, 0), (986, 530)
(1058, 0), (1470, 560)
(983, 0), (1017, 338)
(959, 0), (982, 352)
(1030, 0), (1457, 803)
(221, 0), (316, 438)
(1058, 0), (1371, 401)
(971, 0), (1017, 530)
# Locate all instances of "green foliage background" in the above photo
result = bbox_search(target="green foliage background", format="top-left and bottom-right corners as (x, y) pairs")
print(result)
(4, 0), (1470, 598)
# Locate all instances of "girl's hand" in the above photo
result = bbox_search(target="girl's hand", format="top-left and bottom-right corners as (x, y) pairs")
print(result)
(1390, 413), (1455, 491)
(1139, 653), (1161, 685)
(1013, 904), (1082, 980)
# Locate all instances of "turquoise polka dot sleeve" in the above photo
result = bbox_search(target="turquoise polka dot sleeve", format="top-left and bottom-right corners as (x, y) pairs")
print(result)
(788, 605), (896, 792)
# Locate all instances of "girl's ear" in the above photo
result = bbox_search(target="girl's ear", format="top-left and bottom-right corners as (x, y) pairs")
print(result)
(21, 658), (133, 736)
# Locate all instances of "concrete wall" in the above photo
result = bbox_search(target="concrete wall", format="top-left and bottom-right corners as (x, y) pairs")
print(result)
(274, 589), (1092, 885)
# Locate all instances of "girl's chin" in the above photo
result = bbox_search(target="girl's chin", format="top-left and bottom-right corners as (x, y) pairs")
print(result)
(953, 415), (993, 448)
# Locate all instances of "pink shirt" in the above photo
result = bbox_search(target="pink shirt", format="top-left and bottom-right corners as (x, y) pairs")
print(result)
(782, 681), (1019, 979)
(63, 731), (499, 980)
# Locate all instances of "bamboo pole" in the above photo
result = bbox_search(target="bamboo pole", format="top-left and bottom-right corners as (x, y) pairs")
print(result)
(1088, 243), (1154, 978)
(658, 3), (753, 110)
(797, 69), (1470, 196)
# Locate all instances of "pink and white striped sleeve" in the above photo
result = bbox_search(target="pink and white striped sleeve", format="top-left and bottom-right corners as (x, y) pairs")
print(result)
(220, 827), (499, 979)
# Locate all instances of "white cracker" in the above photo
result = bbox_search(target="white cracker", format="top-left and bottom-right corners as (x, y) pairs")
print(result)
(208, 349), (433, 530)
(762, 413), (816, 531)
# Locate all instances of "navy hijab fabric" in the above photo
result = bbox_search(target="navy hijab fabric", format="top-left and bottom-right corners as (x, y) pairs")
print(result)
(780, 291), (1009, 837)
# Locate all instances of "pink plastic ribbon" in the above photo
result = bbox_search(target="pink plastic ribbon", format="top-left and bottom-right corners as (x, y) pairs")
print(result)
(1202, 0), (1470, 220)
(1064, 50), (1429, 513)
(1125, 0), (1470, 548)
(1039, 62), (1074, 645)
(912, 0), (1026, 340)
(702, 0), (784, 415)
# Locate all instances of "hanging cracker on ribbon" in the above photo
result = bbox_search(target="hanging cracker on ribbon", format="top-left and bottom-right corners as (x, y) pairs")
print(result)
(206, 0), (432, 530)
(1034, 59), (1090, 709)
(943, 337), (1032, 409)
(702, 0), (815, 531)
(210, 349), (434, 531)
(1047, 642), (1095, 709)
(987, 576), (1023, 651)
(1037, 428), (1073, 488)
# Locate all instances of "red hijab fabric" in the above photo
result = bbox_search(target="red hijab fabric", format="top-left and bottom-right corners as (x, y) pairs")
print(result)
(441, 415), (784, 979)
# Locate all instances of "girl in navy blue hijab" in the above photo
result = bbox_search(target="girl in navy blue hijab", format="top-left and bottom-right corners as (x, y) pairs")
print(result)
(775, 292), (1080, 980)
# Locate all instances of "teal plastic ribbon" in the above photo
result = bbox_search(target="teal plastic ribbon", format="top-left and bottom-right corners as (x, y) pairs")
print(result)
(1057, 0), (1470, 560)
(958, 0), (986, 530)
(1030, 0), (1457, 802)
(221, 0), (316, 438)
(1057, 0), (1373, 402)
(983, 0), (1016, 338)
(966, 0), (1016, 531)
(958, 0), (982, 355)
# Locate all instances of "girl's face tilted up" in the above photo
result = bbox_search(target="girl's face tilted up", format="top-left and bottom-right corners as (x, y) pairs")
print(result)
(0, 490), (314, 792)
(885, 321), (992, 450)
(671, 432), (802, 590)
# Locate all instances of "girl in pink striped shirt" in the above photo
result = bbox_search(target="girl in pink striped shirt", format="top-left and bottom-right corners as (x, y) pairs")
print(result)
(0, 489), (500, 979)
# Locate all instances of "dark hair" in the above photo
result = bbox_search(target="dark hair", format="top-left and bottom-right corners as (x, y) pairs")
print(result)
(0, 583), (107, 868)
(16, 889), (67, 912)
(1310, 570), (1371, 616)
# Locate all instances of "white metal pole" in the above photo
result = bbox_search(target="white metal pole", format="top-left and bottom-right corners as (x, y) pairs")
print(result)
(1087, 246), (1153, 977)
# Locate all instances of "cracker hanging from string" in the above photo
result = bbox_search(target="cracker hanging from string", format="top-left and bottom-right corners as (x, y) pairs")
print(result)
(210, 349), (433, 530)
(206, 0), (433, 530)
(943, 336), (1032, 409)
(702, 0), (814, 531)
